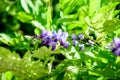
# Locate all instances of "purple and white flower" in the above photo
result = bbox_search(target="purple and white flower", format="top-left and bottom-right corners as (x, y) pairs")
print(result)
(111, 37), (120, 56)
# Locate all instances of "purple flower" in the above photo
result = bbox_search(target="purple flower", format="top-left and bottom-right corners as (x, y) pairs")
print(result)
(63, 42), (70, 48)
(112, 47), (120, 56)
(59, 32), (68, 41)
(71, 34), (77, 40)
(71, 33), (85, 48)
(88, 40), (94, 46)
(112, 38), (120, 48)
(78, 34), (84, 40)
(52, 44), (56, 50)
(60, 40), (70, 48)
(41, 30), (48, 38)
(33, 29), (88, 50)
(111, 37), (120, 56)
(52, 31), (57, 38)
(72, 39), (78, 46)
(53, 29), (63, 42)
(41, 30), (53, 39)
(78, 44), (84, 50)
(58, 29), (63, 37)
(34, 34), (41, 39)
(62, 32), (68, 38)
(112, 48), (117, 53)
(47, 31), (52, 38)
(48, 40), (57, 51)
(40, 29), (70, 50)
(41, 39), (47, 45)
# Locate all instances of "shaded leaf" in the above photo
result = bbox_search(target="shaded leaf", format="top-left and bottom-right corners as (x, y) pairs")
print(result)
(103, 20), (120, 32)
(56, 72), (65, 80)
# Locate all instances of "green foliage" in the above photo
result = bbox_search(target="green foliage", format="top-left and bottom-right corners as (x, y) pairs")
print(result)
(0, 0), (120, 80)
(0, 47), (48, 80)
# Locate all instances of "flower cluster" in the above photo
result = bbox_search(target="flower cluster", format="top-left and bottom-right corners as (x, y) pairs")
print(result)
(111, 37), (120, 56)
(34, 29), (95, 51)
(34, 29), (70, 50)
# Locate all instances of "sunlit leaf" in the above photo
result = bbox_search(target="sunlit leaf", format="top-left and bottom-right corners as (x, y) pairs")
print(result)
(31, 20), (45, 30)
(20, 0), (34, 14)
(88, 0), (101, 17)
(17, 11), (33, 23)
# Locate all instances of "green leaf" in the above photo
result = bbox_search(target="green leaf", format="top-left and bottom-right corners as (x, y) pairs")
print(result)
(2, 71), (13, 80)
(33, 0), (43, 15)
(56, 72), (65, 80)
(85, 16), (93, 26)
(88, 0), (101, 17)
(32, 46), (51, 59)
(0, 47), (20, 58)
(34, 28), (41, 34)
(46, 1), (52, 30)
(103, 20), (120, 32)
(57, 18), (76, 24)
(99, 51), (115, 62)
(17, 11), (33, 23)
(102, 68), (115, 78)
(31, 20), (45, 30)
(60, 0), (83, 15)
(0, 33), (11, 45)
(92, 13), (103, 23)
(20, 0), (34, 14)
